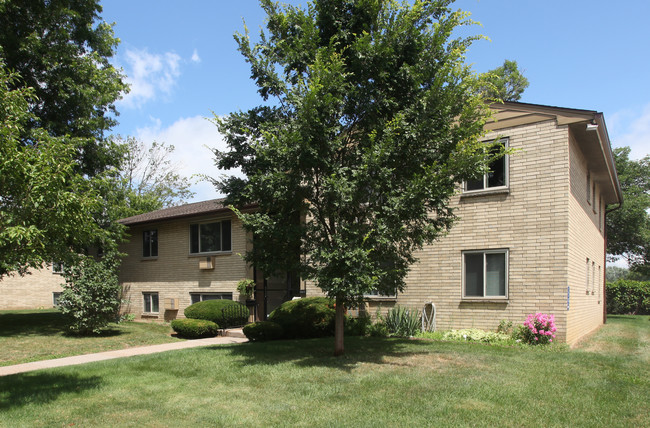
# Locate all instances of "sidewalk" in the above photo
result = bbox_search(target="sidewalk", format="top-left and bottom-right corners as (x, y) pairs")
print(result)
(0, 333), (248, 377)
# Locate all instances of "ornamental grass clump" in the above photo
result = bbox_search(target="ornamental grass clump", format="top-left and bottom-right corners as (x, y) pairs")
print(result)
(520, 312), (557, 345)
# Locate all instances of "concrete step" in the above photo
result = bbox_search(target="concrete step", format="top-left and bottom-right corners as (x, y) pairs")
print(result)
(223, 328), (246, 338)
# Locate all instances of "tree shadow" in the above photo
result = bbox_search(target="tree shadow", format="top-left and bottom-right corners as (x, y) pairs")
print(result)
(0, 372), (102, 411)
(221, 336), (440, 373)
(0, 311), (67, 336)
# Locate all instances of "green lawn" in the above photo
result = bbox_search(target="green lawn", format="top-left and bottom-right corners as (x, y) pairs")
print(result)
(0, 315), (648, 427)
(0, 309), (182, 366)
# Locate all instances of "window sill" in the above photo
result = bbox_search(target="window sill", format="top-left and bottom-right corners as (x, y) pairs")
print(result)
(141, 257), (158, 261)
(460, 188), (509, 199)
(363, 296), (398, 302)
(142, 313), (159, 317)
(461, 298), (509, 303)
(188, 251), (232, 258)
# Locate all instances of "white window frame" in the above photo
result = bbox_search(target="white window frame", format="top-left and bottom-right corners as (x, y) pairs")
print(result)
(462, 249), (509, 299)
(190, 292), (233, 305)
(189, 219), (232, 255)
(52, 292), (62, 307)
(143, 292), (159, 313)
(463, 138), (509, 194)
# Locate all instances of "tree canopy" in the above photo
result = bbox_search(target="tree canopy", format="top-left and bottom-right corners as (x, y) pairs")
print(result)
(479, 59), (529, 102)
(0, 0), (127, 176)
(215, 0), (497, 354)
(607, 147), (650, 276)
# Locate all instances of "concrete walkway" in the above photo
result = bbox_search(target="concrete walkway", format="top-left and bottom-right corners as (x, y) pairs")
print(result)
(0, 334), (248, 377)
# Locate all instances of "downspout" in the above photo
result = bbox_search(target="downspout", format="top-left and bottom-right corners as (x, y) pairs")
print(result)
(603, 202), (623, 324)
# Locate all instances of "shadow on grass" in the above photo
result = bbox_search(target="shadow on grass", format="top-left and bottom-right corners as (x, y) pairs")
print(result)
(222, 336), (440, 373)
(0, 372), (102, 410)
(0, 311), (67, 336)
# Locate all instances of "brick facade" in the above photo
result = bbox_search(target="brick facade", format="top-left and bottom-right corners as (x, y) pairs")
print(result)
(0, 264), (64, 309)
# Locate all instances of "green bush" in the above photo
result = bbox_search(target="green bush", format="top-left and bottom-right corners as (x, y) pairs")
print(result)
(606, 280), (650, 315)
(59, 254), (122, 335)
(242, 321), (284, 341)
(383, 306), (421, 337)
(171, 318), (219, 339)
(442, 328), (513, 344)
(368, 321), (389, 337)
(184, 299), (249, 328)
(268, 297), (335, 339)
(345, 313), (372, 336)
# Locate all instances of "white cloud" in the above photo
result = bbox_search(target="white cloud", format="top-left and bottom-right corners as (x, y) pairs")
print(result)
(135, 115), (243, 201)
(119, 48), (182, 109)
(609, 103), (650, 161)
(191, 48), (201, 63)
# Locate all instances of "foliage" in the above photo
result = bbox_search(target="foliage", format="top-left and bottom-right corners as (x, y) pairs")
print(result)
(344, 313), (373, 336)
(0, 64), (118, 278)
(381, 306), (421, 337)
(517, 313), (557, 345)
(242, 321), (284, 341)
(606, 280), (650, 315)
(236, 278), (256, 299)
(496, 319), (513, 335)
(268, 297), (335, 339)
(439, 328), (513, 344)
(184, 299), (249, 328)
(607, 147), (650, 276)
(606, 266), (631, 283)
(0, 0), (128, 176)
(478, 59), (529, 102)
(171, 318), (219, 339)
(58, 253), (122, 335)
(215, 0), (495, 355)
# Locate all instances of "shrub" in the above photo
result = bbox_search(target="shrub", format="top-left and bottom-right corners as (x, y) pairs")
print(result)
(171, 319), (219, 339)
(242, 321), (284, 341)
(518, 313), (557, 345)
(368, 322), (389, 337)
(59, 253), (122, 335)
(184, 299), (249, 328)
(382, 306), (421, 337)
(606, 280), (650, 315)
(268, 297), (335, 339)
(345, 313), (372, 336)
(441, 328), (512, 344)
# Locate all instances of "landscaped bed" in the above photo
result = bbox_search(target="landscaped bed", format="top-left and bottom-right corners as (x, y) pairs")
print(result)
(0, 309), (182, 367)
(0, 315), (647, 427)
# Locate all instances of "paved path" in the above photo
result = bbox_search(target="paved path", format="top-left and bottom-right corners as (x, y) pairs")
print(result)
(0, 335), (248, 377)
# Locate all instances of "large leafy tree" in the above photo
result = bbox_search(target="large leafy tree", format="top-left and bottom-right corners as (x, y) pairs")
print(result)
(479, 59), (529, 102)
(0, 65), (114, 278)
(215, 0), (497, 355)
(0, 0), (127, 176)
(607, 147), (650, 276)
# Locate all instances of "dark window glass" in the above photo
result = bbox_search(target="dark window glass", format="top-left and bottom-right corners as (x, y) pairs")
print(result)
(190, 220), (232, 254)
(144, 293), (159, 312)
(464, 253), (484, 296)
(222, 220), (232, 251)
(190, 224), (199, 254)
(143, 230), (158, 257)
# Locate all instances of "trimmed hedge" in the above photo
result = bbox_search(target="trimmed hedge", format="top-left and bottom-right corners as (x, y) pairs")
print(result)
(606, 280), (650, 315)
(184, 299), (249, 328)
(242, 321), (284, 341)
(268, 297), (335, 339)
(171, 318), (219, 339)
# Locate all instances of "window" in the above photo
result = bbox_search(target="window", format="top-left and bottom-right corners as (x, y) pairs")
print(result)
(599, 196), (603, 230)
(586, 171), (591, 204)
(190, 220), (232, 254)
(592, 261), (596, 295)
(190, 292), (233, 305)
(52, 262), (64, 274)
(364, 288), (397, 299)
(592, 182), (597, 213)
(52, 292), (62, 307)
(464, 139), (508, 192)
(462, 250), (508, 298)
(586, 258), (590, 294)
(143, 230), (158, 258)
(143, 292), (159, 313)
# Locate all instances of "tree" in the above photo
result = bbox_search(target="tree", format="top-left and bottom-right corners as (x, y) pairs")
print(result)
(0, 64), (115, 279)
(479, 59), (529, 102)
(0, 0), (127, 176)
(607, 147), (650, 276)
(215, 0), (497, 355)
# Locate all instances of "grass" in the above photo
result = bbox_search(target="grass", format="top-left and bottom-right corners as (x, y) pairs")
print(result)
(0, 309), (182, 366)
(0, 315), (648, 427)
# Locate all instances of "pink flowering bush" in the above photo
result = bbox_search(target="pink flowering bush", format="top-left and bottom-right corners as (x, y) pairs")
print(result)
(519, 313), (557, 345)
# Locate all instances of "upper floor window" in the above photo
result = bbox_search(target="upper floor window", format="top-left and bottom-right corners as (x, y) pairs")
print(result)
(143, 230), (158, 258)
(463, 249), (508, 299)
(190, 220), (232, 254)
(586, 171), (591, 205)
(464, 139), (508, 192)
(52, 262), (64, 274)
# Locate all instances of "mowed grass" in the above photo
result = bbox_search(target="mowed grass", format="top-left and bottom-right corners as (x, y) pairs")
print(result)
(0, 309), (182, 366)
(0, 316), (648, 427)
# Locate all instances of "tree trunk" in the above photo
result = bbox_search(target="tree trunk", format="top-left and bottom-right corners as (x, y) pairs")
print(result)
(334, 296), (345, 356)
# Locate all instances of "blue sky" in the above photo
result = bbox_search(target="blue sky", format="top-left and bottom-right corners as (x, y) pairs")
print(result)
(101, 0), (650, 202)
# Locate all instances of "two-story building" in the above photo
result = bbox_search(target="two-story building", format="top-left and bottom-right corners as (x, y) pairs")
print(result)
(118, 101), (621, 344)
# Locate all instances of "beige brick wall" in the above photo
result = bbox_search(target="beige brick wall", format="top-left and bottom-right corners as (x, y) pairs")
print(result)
(119, 212), (252, 321)
(566, 131), (606, 344)
(0, 264), (64, 309)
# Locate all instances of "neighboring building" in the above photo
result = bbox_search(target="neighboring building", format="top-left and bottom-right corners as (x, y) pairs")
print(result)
(0, 263), (64, 309)
(118, 101), (621, 344)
